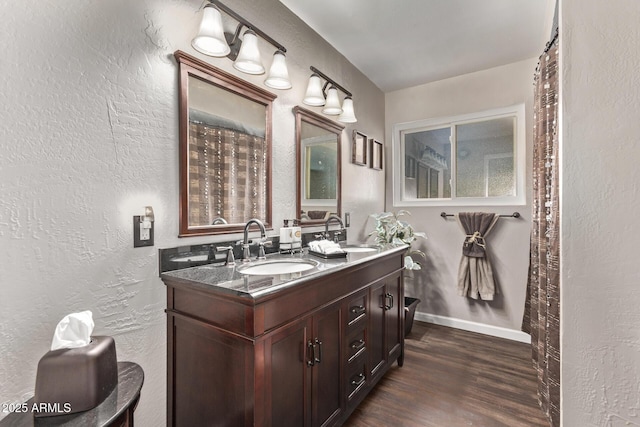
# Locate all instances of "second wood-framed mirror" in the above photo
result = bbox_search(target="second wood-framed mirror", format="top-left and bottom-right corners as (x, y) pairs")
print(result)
(175, 50), (276, 236)
(293, 106), (345, 226)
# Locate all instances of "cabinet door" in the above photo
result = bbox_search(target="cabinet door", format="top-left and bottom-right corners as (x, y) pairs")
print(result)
(267, 318), (313, 427)
(311, 303), (343, 427)
(368, 280), (387, 380)
(170, 315), (252, 427)
(385, 274), (403, 361)
(368, 273), (403, 382)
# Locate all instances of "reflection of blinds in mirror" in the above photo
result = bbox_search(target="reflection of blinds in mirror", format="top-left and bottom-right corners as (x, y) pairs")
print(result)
(188, 121), (267, 226)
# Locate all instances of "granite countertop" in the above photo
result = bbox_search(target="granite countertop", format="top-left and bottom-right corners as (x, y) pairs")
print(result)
(161, 244), (408, 299)
(0, 362), (143, 427)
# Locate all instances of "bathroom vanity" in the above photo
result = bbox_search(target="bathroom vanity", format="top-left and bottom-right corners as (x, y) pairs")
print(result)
(161, 245), (406, 427)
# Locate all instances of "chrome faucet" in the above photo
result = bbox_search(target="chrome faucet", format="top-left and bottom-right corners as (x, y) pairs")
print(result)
(239, 218), (269, 262)
(324, 214), (344, 242)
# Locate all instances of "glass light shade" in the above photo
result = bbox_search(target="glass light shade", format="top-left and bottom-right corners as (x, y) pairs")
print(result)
(303, 74), (325, 106)
(338, 97), (357, 123)
(233, 30), (265, 75)
(144, 206), (155, 221)
(322, 86), (342, 115)
(264, 51), (292, 89)
(191, 5), (230, 57)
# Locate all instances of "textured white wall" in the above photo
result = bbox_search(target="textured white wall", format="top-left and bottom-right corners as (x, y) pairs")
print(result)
(0, 0), (384, 424)
(561, 0), (640, 425)
(385, 58), (537, 332)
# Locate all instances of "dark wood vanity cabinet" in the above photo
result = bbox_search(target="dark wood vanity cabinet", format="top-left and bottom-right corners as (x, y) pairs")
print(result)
(369, 275), (403, 382)
(163, 250), (404, 427)
(267, 302), (343, 427)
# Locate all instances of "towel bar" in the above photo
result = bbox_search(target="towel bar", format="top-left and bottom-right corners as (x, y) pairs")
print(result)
(440, 212), (520, 219)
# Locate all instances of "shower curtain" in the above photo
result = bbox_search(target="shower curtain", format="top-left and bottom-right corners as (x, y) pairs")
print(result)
(188, 118), (267, 226)
(522, 33), (560, 427)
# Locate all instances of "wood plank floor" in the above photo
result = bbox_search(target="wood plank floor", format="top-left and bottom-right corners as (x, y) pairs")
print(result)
(344, 321), (549, 427)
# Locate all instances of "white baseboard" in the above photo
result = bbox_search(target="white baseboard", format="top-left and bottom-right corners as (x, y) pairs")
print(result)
(414, 312), (531, 344)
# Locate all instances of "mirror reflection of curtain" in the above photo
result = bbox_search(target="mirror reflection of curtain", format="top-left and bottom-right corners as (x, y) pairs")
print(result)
(188, 121), (267, 226)
(522, 33), (559, 427)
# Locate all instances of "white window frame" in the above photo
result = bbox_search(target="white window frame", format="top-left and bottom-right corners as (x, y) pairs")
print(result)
(392, 104), (526, 207)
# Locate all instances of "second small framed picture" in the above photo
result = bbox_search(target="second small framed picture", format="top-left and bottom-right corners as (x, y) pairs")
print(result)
(370, 139), (383, 170)
(352, 130), (367, 166)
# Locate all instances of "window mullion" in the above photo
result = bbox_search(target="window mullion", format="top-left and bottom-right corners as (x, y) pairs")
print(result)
(450, 125), (456, 199)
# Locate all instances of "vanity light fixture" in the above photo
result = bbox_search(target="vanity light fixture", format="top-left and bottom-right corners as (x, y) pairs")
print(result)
(264, 51), (292, 89)
(302, 66), (357, 123)
(338, 96), (357, 123)
(191, 0), (291, 89)
(303, 74), (326, 106)
(233, 29), (264, 74)
(191, 4), (230, 57)
(322, 86), (342, 115)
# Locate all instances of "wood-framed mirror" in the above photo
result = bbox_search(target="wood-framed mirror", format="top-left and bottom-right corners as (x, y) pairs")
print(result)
(175, 50), (275, 236)
(293, 106), (345, 226)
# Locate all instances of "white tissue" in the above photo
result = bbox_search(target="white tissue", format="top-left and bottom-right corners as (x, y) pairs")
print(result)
(50, 310), (95, 351)
(308, 240), (345, 254)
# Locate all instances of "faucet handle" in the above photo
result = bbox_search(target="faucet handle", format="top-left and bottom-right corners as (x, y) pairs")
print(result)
(314, 233), (326, 240)
(216, 246), (235, 266)
(257, 240), (272, 260)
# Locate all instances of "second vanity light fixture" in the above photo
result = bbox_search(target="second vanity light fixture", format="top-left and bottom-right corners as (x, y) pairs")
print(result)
(303, 66), (357, 123)
(191, 0), (292, 90)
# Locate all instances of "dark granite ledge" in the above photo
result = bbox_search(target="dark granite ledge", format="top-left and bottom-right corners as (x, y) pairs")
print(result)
(0, 362), (144, 427)
(160, 244), (408, 300)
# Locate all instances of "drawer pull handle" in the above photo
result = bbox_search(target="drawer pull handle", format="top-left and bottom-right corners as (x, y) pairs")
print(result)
(383, 293), (394, 310)
(350, 305), (365, 315)
(351, 373), (365, 386)
(315, 338), (323, 364)
(350, 339), (365, 350)
(307, 340), (316, 366)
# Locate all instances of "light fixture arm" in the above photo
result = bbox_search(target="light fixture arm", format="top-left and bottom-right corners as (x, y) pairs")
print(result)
(210, 0), (287, 53)
(226, 22), (246, 46)
(321, 80), (332, 96)
(310, 66), (352, 97)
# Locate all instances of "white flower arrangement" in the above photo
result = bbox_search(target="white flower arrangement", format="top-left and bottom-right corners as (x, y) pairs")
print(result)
(368, 210), (426, 270)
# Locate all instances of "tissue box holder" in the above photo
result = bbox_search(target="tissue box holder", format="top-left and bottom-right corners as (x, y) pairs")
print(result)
(34, 336), (117, 417)
(308, 250), (347, 259)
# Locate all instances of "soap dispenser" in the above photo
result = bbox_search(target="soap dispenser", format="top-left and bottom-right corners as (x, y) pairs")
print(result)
(280, 219), (302, 253)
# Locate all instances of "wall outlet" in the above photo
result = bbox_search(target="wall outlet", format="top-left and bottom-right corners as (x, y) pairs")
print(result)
(133, 216), (154, 247)
(344, 212), (350, 227)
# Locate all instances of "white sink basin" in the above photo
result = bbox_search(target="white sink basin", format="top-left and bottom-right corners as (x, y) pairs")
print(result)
(238, 259), (317, 276)
(341, 246), (378, 253)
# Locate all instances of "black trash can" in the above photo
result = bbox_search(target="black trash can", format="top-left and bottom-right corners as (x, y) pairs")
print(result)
(404, 297), (421, 336)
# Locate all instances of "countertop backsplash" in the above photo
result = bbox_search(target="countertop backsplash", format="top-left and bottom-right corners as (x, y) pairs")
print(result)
(159, 229), (347, 274)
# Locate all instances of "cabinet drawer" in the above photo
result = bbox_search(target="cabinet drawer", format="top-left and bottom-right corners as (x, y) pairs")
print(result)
(346, 362), (367, 401)
(347, 292), (367, 327)
(347, 328), (366, 363)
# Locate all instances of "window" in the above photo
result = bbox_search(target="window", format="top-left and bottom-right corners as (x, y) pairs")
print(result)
(392, 104), (525, 206)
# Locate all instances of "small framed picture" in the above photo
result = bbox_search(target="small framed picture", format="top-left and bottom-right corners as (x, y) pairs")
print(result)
(370, 139), (383, 170)
(352, 130), (367, 166)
